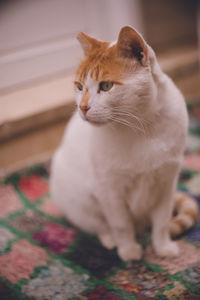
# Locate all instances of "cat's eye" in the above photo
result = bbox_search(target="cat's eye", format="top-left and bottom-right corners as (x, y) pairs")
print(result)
(99, 81), (113, 92)
(75, 81), (83, 91)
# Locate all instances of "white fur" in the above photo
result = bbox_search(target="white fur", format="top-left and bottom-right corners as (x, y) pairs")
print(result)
(50, 43), (188, 261)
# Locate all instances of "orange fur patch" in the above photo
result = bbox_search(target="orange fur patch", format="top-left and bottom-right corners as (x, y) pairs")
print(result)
(75, 43), (137, 84)
(172, 218), (188, 231)
(184, 209), (198, 223)
(174, 193), (189, 210)
(76, 27), (149, 85)
(171, 193), (198, 237)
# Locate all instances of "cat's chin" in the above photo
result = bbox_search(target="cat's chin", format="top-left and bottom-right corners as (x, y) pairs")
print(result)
(85, 118), (108, 126)
(81, 114), (109, 126)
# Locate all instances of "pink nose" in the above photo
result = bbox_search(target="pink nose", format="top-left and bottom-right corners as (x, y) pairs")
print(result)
(80, 104), (90, 116)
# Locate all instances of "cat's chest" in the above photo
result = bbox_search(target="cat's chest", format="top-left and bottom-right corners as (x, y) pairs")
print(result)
(92, 133), (177, 175)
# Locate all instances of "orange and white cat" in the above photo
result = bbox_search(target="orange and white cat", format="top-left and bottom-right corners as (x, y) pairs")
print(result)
(50, 26), (198, 261)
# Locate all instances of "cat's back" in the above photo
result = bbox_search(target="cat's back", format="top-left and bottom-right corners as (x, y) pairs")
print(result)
(158, 74), (188, 142)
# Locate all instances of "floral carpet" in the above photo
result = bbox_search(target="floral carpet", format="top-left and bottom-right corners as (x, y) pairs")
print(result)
(0, 103), (200, 300)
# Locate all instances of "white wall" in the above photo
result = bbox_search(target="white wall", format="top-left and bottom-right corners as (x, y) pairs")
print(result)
(0, 0), (143, 92)
(86, 0), (144, 41)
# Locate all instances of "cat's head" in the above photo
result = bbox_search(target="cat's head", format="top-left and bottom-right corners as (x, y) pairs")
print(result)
(75, 26), (157, 128)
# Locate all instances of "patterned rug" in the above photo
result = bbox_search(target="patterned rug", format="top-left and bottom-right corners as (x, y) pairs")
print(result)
(0, 103), (200, 300)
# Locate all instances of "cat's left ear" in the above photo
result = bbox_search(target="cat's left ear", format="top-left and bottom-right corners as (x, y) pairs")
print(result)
(117, 26), (148, 66)
(77, 32), (99, 55)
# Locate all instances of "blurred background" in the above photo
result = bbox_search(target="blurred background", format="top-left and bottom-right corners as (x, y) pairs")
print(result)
(0, 0), (200, 175)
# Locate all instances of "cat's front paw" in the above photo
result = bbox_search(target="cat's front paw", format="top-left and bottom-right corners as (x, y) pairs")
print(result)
(98, 233), (115, 250)
(154, 241), (179, 258)
(118, 243), (143, 261)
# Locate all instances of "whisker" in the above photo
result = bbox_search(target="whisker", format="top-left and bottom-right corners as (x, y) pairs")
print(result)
(111, 110), (147, 134)
(109, 117), (136, 131)
(112, 111), (146, 132)
(109, 116), (146, 134)
(112, 107), (150, 125)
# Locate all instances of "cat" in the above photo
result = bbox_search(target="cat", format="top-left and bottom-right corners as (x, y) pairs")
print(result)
(50, 26), (198, 261)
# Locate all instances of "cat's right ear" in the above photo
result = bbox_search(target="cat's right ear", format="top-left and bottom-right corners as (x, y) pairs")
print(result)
(77, 32), (99, 55)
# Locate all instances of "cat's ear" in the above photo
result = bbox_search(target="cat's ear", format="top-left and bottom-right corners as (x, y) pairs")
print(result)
(117, 26), (148, 66)
(77, 32), (99, 55)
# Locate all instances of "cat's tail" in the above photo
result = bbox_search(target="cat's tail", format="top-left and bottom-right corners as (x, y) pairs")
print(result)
(170, 191), (199, 237)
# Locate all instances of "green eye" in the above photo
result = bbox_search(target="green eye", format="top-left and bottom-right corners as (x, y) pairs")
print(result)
(75, 82), (83, 91)
(99, 81), (113, 92)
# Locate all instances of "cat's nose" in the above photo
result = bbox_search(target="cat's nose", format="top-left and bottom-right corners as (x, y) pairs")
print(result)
(80, 104), (90, 116)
